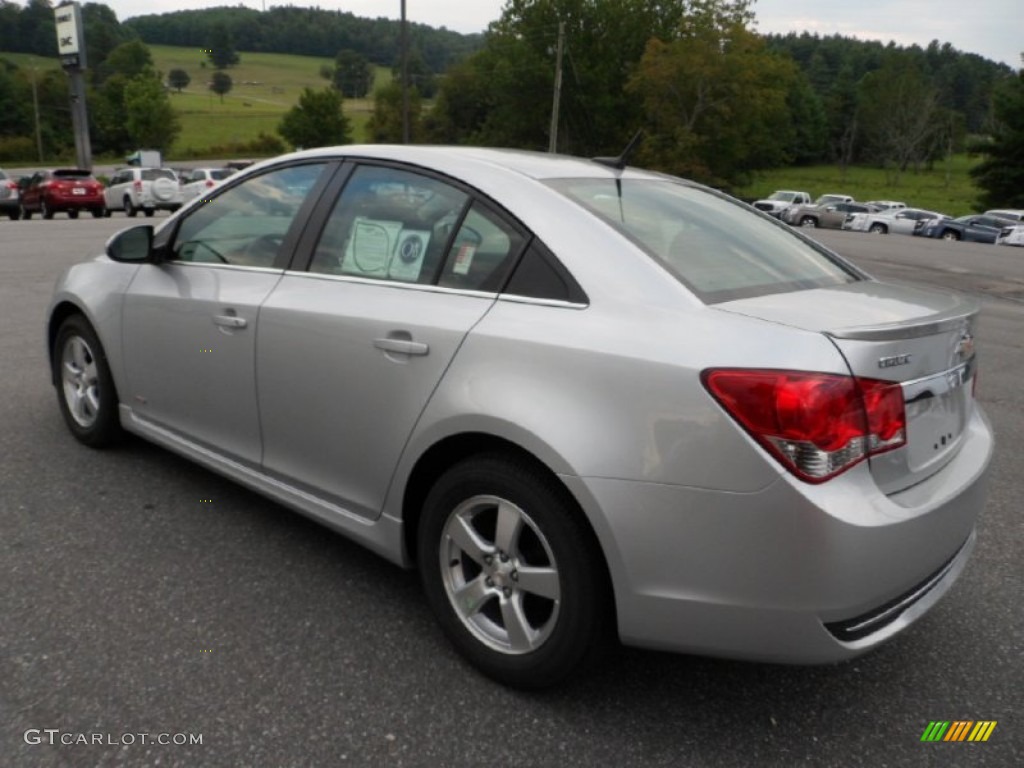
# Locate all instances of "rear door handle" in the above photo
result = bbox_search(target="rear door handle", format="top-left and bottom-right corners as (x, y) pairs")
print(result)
(213, 315), (247, 329)
(373, 338), (429, 356)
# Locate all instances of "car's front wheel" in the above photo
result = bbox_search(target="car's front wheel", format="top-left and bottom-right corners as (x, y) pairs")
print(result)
(418, 453), (611, 689)
(41, 200), (54, 219)
(869, 223), (887, 234)
(800, 216), (817, 228)
(942, 230), (961, 241)
(54, 315), (121, 448)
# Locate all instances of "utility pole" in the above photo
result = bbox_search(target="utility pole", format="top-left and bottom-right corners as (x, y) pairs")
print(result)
(548, 22), (565, 153)
(30, 59), (44, 162)
(401, 0), (409, 144)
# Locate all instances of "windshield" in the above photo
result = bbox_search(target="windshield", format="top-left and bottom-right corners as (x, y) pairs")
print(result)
(768, 191), (797, 202)
(547, 178), (861, 303)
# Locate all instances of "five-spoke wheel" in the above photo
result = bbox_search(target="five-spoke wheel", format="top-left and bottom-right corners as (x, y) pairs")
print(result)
(54, 316), (121, 447)
(418, 454), (610, 688)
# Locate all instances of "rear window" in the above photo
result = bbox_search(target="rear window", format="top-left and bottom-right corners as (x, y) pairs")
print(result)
(210, 169), (234, 181)
(547, 178), (860, 303)
(142, 169), (176, 181)
(53, 169), (93, 179)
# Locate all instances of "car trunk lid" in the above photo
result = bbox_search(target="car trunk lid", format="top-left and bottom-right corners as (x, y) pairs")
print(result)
(715, 282), (979, 493)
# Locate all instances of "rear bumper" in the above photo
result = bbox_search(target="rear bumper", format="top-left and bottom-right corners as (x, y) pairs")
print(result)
(566, 404), (993, 663)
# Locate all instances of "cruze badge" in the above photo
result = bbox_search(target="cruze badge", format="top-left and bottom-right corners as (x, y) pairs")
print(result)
(878, 354), (912, 369)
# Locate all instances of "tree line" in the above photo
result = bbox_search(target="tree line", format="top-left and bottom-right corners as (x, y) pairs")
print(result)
(1, 0), (1020, 208)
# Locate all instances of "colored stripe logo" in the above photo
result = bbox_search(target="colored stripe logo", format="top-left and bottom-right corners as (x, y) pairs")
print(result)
(921, 721), (997, 742)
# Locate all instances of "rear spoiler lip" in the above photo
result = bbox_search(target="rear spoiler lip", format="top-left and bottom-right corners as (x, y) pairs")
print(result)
(826, 304), (979, 342)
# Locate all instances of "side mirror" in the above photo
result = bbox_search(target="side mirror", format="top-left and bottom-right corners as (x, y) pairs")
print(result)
(106, 225), (155, 263)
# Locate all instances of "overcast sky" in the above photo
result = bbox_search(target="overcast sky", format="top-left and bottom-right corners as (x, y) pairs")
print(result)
(96, 1), (1022, 69)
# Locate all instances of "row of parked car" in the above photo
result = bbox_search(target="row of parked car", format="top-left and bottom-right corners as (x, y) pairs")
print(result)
(0, 165), (237, 221)
(752, 190), (1024, 247)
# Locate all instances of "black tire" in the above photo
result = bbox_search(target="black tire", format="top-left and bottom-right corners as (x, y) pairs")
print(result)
(42, 200), (54, 220)
(942, 230), (960, 241)
(21, 205), (32, 220)
(53, 315), (122, 448)
(91, 207), (104, 219)
(418, 453), (611, 689)
(6, 209), (18, 221)
(103, 207), (112, 218)
(68, 209), (79, 220)
(799, 216), (817, 228)
(869, 223), (887, 234)
(125, 197), (137, 217)
(144, 208), (155, 218)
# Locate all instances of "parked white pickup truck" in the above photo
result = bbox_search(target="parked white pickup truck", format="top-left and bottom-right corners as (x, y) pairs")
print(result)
(752, 190), (811, 218)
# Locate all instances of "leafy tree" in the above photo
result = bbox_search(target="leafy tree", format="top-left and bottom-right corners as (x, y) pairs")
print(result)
(207, 22), (240, 69)
(857, 54), (941, 180)
(393, 48), (437, 99)
(971, 70), (1024, 209)
(278, 87), (351, 149)
(330, 49), (373, 98)
(209, 71), (233, 103)
(98, 40), (154, 84)
(168, 68), (191, 92)
(428, 0), (706, 155)
(91, 72), (133, 153)
(82, 3), (133, 84)
(124, 72), (180, 151)
(366, 82), (422, 143)
(626, 7), (797, 186)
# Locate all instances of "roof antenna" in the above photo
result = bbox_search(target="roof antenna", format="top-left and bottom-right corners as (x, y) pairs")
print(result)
(593, 130), (644, 170)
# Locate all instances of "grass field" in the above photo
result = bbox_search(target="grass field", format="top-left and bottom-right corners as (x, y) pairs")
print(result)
(148, 45), (385, 154)
(734, 154), (984, 217)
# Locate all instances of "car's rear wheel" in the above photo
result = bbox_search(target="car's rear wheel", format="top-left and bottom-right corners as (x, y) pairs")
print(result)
(42, 200), (54, 219)
(869, 223), (887, 234)
(6, 209), (18, 221)
(54, 316), (121, 448)
(418, 453), (611, 689)
(942, 230), (960, 241)
(800, 216), (817, 228)
(124, 197), (137, 217)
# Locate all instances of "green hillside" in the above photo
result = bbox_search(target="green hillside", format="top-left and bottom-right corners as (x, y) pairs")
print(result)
(148, 45), (387, 155)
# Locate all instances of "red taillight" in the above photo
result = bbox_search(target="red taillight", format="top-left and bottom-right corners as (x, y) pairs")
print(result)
(702, 369), (906, 483)
(205, 180), (214, 187)
(133, 180), (142, 192)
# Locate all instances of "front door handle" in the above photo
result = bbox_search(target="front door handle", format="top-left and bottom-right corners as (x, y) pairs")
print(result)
(374, 337), (429, 356)
(213, 314), (247, 329)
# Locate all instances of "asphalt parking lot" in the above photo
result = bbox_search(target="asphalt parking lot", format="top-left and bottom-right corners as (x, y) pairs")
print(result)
(1, 217), (1021, 767)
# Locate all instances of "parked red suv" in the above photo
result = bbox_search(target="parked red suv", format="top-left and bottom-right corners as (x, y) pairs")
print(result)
(19, 169), (106, 219)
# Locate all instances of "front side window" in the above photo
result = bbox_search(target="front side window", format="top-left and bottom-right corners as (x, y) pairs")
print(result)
(309, 165), (469, 285)
(171, 163), (326, 267)
(548, 178), (860, 303)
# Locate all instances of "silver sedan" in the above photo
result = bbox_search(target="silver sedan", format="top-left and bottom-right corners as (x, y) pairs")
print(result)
(47, 146), (993, 688)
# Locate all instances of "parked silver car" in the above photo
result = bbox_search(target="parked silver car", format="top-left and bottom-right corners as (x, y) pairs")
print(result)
(844, 207), (947, 235)
(47, 146), (993, 688)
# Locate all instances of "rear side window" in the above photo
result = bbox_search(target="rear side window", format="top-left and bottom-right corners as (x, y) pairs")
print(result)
(210, 169), (234, 181)
(547, 178), (859, 303)
(309, 165), (469, 285)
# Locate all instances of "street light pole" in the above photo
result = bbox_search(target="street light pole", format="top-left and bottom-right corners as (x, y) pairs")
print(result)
(401, 0), (409, 143)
